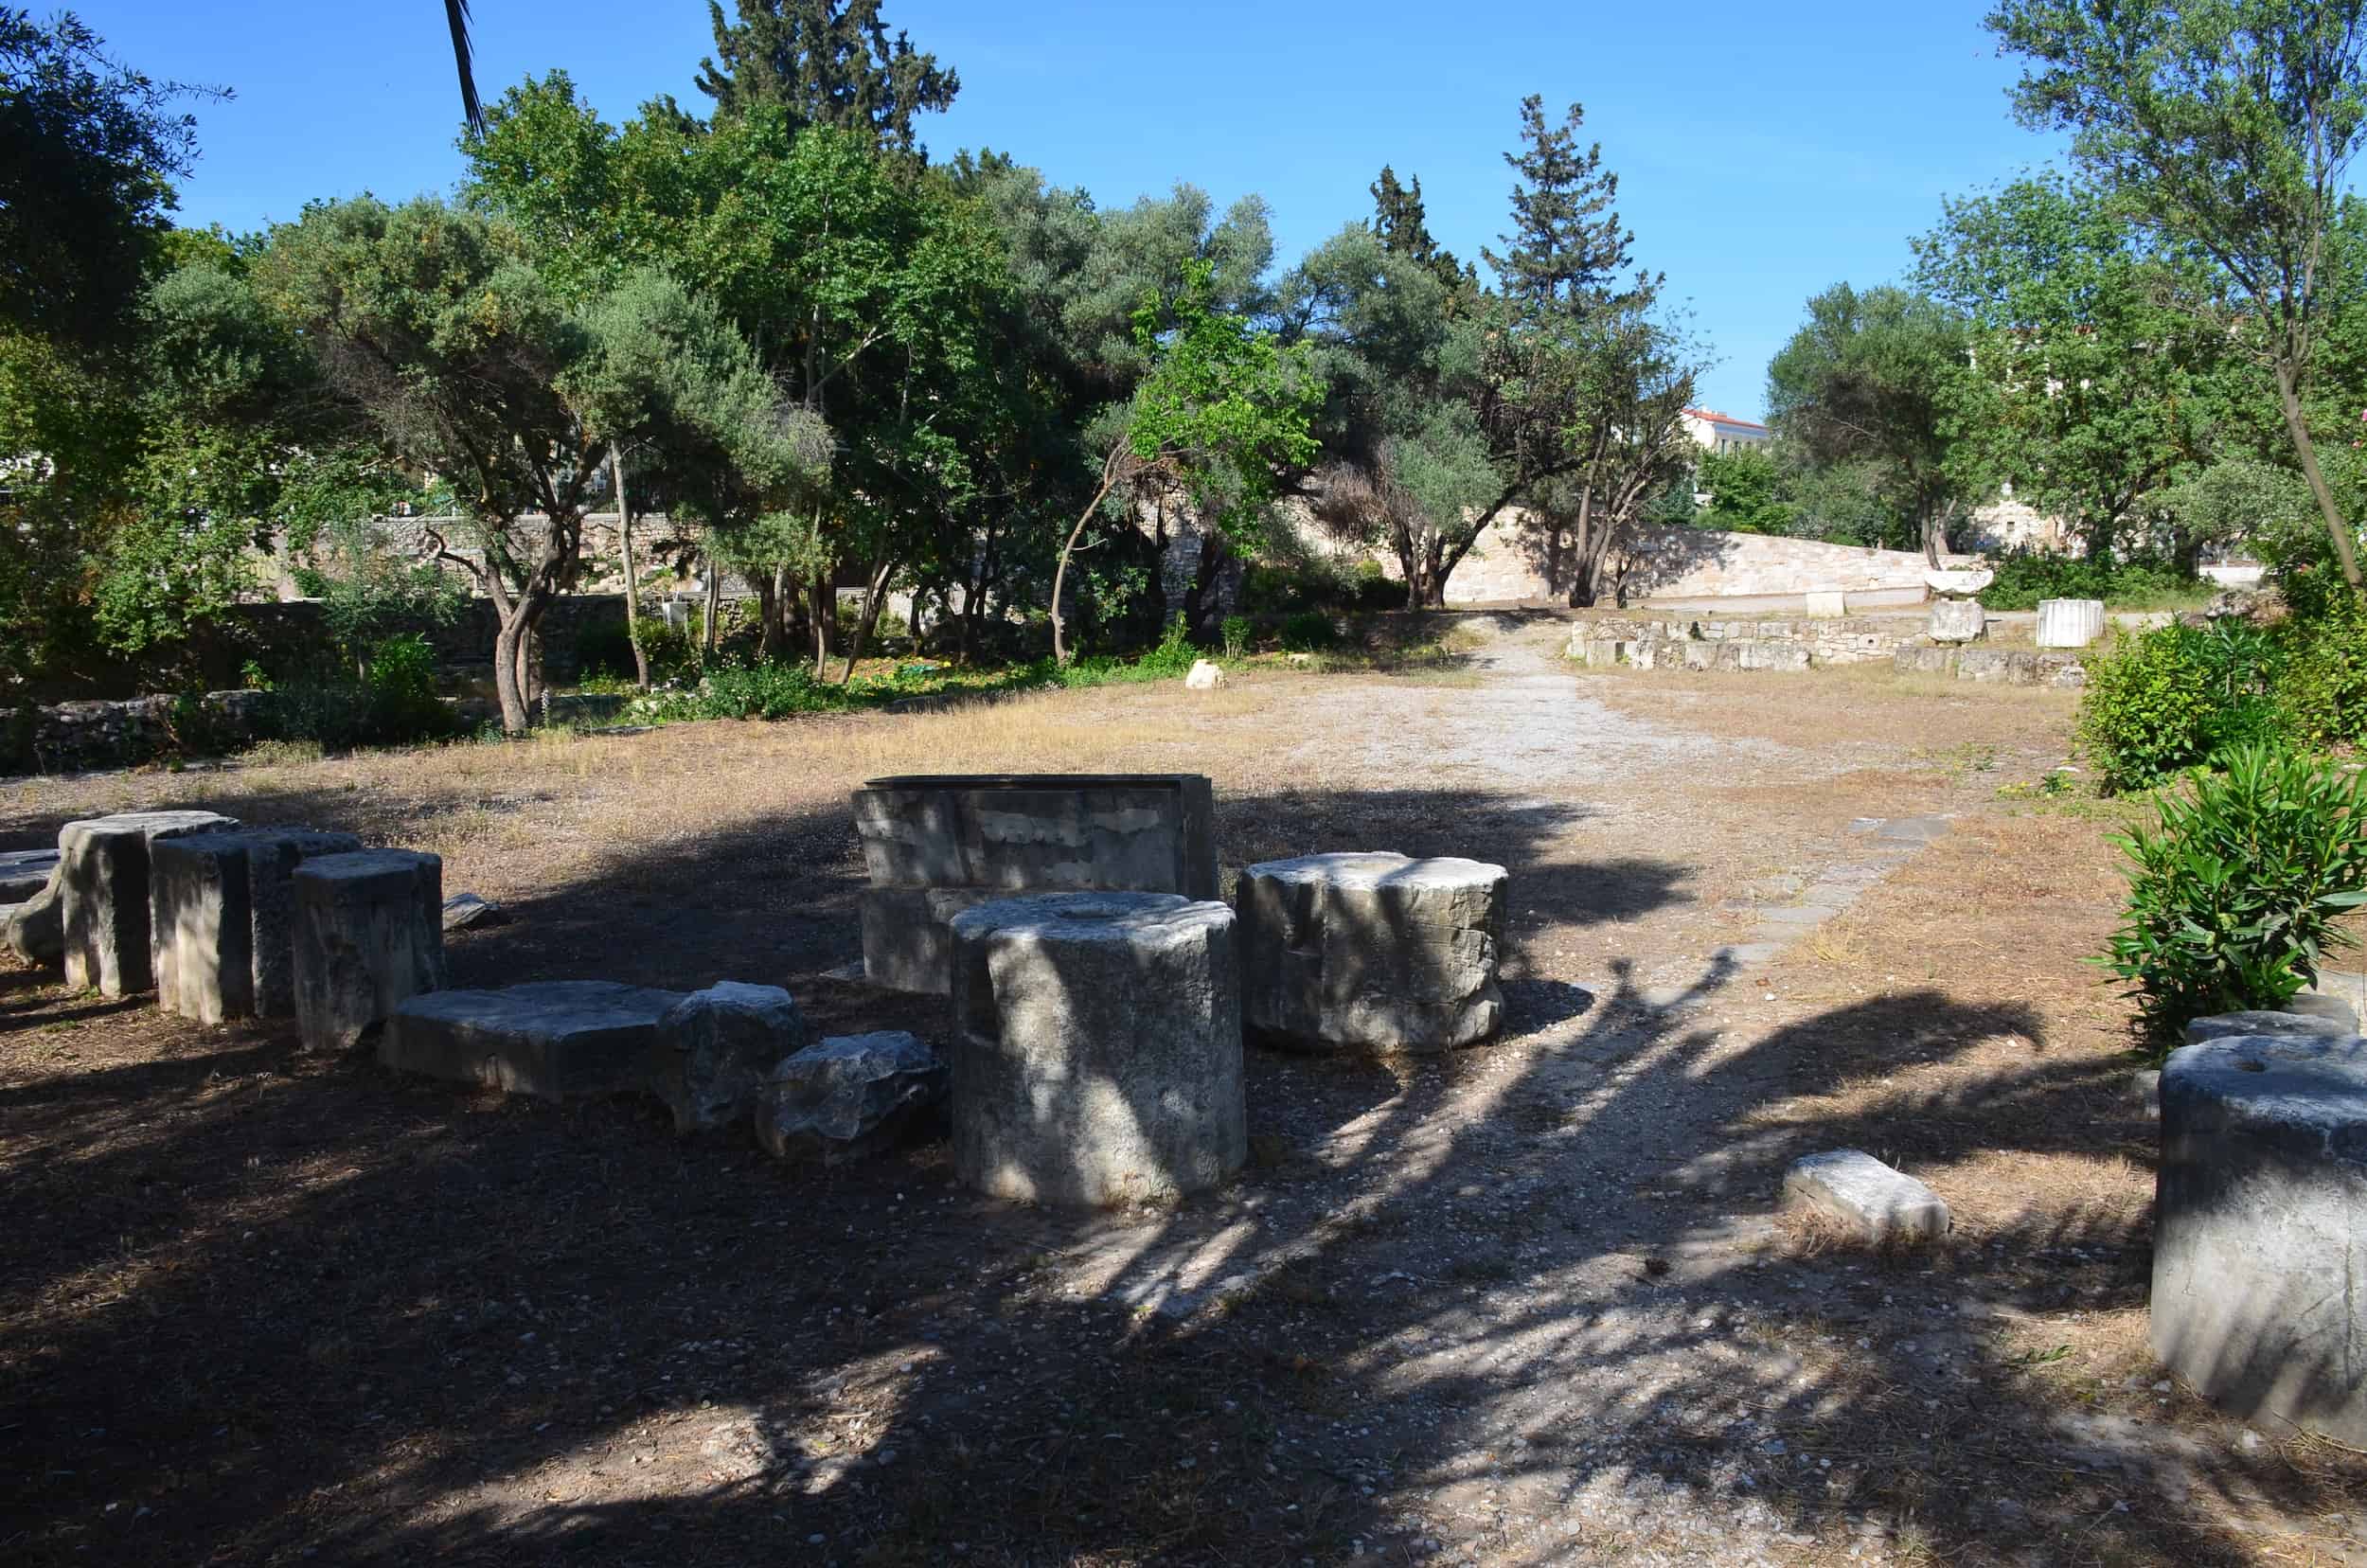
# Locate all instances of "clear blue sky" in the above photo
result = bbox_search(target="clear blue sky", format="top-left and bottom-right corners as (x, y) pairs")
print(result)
(80, 0), (2066, 419)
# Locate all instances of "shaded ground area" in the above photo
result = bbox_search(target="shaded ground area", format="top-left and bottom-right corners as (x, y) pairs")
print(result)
(4, 621), (2362, 1565)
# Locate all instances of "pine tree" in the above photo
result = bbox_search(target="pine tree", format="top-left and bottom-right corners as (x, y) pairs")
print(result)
(1367, 166), (1473, 296)
(695, 0), (957, 154)
(1482, 96), (1632, 308)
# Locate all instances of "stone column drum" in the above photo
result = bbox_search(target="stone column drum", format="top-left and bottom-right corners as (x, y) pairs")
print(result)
(291, 849), (446, 1051)
(151, 829), (364, 1024)
(2153, 1030), (2367, 1443)
(948, 892), (1244, 1205)
(2036, 597), (2106, 649)
(60, 811), (240, 996)
(1234, 852), (1508, 1054)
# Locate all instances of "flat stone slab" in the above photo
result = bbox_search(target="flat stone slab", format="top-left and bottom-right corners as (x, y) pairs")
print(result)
(1782, 1149), (1950, 1243)
(2281, 992), (2359, 1033)
(2184, 1009), (2356, 1046)
(0, 847), (59, 902)
(383, 980), (689, 1101)
(2156, 1032), (2367, 1443)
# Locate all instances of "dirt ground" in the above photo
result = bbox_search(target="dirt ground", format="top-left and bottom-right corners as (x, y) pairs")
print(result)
(4, 615), (2363, 1566)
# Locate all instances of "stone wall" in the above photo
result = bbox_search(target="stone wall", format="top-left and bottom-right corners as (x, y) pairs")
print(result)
(1565, 613), (1924, 667)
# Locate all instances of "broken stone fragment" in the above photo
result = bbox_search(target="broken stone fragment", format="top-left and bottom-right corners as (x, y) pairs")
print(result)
(1782, 1149), (1950, 1243)
(0, 847), (59, 903)
(654, 981), (809, 1132)
(441, 892), (501, 932)
(4, 864), (63, 966)
(1184, 659), (1226, 690)
(2182, 1009), (2355, 1046)
(757, 1030), (945, 1163)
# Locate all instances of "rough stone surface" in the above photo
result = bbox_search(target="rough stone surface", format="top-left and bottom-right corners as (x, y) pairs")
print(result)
(2184, 1009), (2357, 1046)
(850, 774), (1219, 995)
(441, 893), (501, 931)
(2280, 991), (2359, 1033)
(2154, 1031), (2367, 1443)
(1802, 590), (1847, 618)
(292, 849), (444, 1050)
(1782, 1149), (1950, 1242)
(4, 865), (62, 965)
(151, 829), (363, 1023)
(2036, 597), (2106, 649)
(1183, 659), (1226, 690)
(383, 980), (685, 1100)
(59, 811), (240, 996)
(653, 981), (809, 1132)
(757, 1030), (946, 1163)
(1926, 598), (1987, 643)
(949, 891), (1244, 1205)
(1234, 851), (1508, 1054)
(0, 847), (58, 902)
(1923, 567), (1995, 596)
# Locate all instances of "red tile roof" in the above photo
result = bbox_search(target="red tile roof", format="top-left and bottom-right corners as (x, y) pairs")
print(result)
(1685, 408), (1769, 432)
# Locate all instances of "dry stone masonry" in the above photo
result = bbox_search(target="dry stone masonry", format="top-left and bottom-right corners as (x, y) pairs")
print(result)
(1234, 851), (1508, 1054)
(292, 848), (445, 1051)
(2153, 1030), (2367, 1443)
(851, 774), (1218, 993)
(949, 891), (1244, 1206)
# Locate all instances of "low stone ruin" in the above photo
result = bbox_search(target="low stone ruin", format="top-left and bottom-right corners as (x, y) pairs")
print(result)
(2154, 1029), (2367, 1443)
(1234, 851), (1507, 1054)
(151, 829), (364, 1024)
(2035, 597), (2107, 649)
(949, 891), (1244, 1205)
(1782, 1149), (1950, 1243)
(758, 1030), (946, 1163)
(292, 849), (446, 1051)
(1923, 566), (1994, 646)
(60, 811), (241, 997)
(850, 773), (1219, 993)
(0, 847), (57, 903)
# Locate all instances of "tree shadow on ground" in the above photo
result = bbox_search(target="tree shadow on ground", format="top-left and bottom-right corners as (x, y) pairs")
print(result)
(0, 777), (2353, 1565)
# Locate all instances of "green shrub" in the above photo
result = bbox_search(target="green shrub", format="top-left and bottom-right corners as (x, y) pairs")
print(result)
(1278, 610), (1338, 652)
(1219, 614), (1254, 657)
(2079, 621), (2282, 793)
(1133, 615), (1200, 676)
(2101, 744), (2367, 1053)
(1982, 548), (2203, 612)
(258, 633), (453, 751)
(2276, 591), (2367, 747)
(628, 659), (850, 722)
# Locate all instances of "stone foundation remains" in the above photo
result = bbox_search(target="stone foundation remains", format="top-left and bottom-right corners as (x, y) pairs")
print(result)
(851, 774), (1219, 993)
(60, 811), (242, 997)
(292, 849), (446, 1050)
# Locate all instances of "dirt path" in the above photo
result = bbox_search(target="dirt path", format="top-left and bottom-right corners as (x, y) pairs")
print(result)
(3, 626), (2350, 1566)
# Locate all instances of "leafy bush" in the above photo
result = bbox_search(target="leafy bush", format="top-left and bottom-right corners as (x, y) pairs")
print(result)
(1982, 549), (2202, 612)
(2101, 745), (2367, 1053)
(2276, 589), (2367, 747)
(2078, 621), (2282, 793)
(1278, 610), (1338, 652)
(1133, 615), (1200, 676)
(258, 633), (454, 751)
(1219, 614), (1254, 657)
(628, 659), (851, 722)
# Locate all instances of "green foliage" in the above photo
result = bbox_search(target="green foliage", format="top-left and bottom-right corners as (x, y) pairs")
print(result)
(1279, 611), (1338, 652)
(1691, 446), (1792, 534)
(2102, 745), (2367, 1051)
(1219, 614), (1253, 657)
(2277, 590), (2367, 746)
(2079, 621), (2286, 791)
(694, 0), (959, 153)
(258, 633), (454, 752)
(1980, 549), (2203, 612)
(1131, 615), (1200, 676)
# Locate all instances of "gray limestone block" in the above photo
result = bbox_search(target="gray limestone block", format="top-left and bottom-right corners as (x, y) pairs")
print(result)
(292, 849), (444, 1051)
(2183, 1009), (2356, 1047)
(1234, 851), (1507, 1055)
(60, 811), (240, 996)
(2281, 992), (2359, 1033)
(654, 981), (809, 1132)
(1737, 641), (1811, 672)
(949, 891), (1244, 1206)
(852, 775), (1218, 900)
(1782, 1149), (1950, 1243)
(859, 885), (1007, 995)
(383, 979), (686, 1100)
(4, 864), (63, 966)
(242, 830), (366, 1017)
(1927, 597), (1987, 643)
(441, 893), (501, 932)
(2154, 1032), (2367, 1443)
(0, 847), (59, 902)
(757, 1029), (946, 1163)
(1893, 646), (1956, 677)
(1680, 640), (1716, 670)
(151, 828), (362, 1024)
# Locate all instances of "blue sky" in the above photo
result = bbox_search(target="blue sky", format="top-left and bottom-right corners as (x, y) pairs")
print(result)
(82, 0), (2065, 419)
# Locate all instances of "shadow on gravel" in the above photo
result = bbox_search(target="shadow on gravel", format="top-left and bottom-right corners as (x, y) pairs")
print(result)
(0, 776), (2349, 1566)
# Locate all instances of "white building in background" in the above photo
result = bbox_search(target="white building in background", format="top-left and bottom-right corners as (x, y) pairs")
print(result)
(1681, 408), (1771, 455)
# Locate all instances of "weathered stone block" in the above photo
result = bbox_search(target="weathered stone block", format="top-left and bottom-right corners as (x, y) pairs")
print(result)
(4, 864), (62, 966)
(859, 886), (1007, 994)
(1783, 1149), (1950, 1242)
(653, 981), (809, 1132)
(1927, 597), (1987, 643)
(757, 1030), (946, 1163)
(949, 892), (1244, 1205)
(292, 849), (444, 1050)
(1893, 646), (1957, 677)
(1954, 650), (2039, 686)
(1924, 567), (1995, 596)
(1736, 640), (1811, 672)
(1234, 851), (1507, 1054)
(60, 811), (240, 996)
(2038, 653), (2088, 689)
(2282, 992), (2360, 1032)
(2155, 1032), (2367, 1442)
(383, 979), (685, 1098)
(2184, 1009), (2357, 1046)
(0, 847), (58, 902)
(1803, 590), (1848, 618)
(152, 828), (363, 1023)
(1184, 659), (1226, 690)
(2036, 597), (2106, 649)
(1680, 640), (1716, 670)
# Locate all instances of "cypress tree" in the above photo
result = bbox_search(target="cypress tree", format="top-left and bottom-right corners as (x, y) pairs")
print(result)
(695, 0), (957, 154)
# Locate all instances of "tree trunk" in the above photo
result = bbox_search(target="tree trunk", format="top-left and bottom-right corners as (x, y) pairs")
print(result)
(839, 560), (896, 683)
(1051, 452), (1125, 664)
(810, 572), (833, 680)
(2274, 357), (2366, 593)
(703, 559), (721, 658)
(611, 450), (649, 689)
(1921, 506), (1946, 569)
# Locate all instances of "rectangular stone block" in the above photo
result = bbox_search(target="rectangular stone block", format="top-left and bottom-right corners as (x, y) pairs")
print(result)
(0, 847), (58, 903)
(1784, 1149), (1950, 1242)
(60, 811), (240, 996)
(1893, 646), (1956, 676)
(152, 829), (364, 1023)
(292, 849), (446, 1050)
(383, 980), (686, 1099)
(1803, 590), (1847, 618)
(1681, 640), (1716, 670)
(858, 886), (1006, 994)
